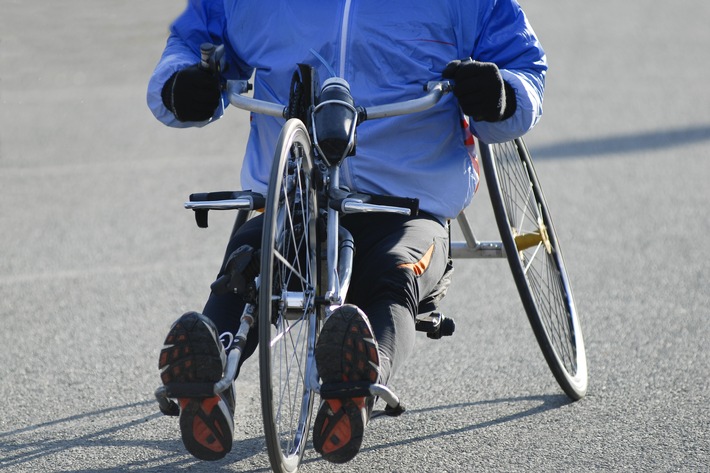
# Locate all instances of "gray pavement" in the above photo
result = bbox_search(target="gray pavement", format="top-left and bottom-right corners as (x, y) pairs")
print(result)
(1, 1), (709, 471)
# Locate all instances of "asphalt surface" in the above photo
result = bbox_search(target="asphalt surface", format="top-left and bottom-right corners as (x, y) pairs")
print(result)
(1, 1), (709, 472)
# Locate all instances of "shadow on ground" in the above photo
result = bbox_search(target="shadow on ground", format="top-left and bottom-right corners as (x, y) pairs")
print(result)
(531, 124), (710, 159)
(0, 393), (570, 472)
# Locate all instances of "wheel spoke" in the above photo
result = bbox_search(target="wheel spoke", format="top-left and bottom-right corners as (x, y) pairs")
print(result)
(273, 248), (309, 287)
(483, 138), (587, 400)
(260, 120), (320, 471)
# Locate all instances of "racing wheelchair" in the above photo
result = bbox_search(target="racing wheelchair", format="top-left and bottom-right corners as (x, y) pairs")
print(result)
(155, 44), (587, 473)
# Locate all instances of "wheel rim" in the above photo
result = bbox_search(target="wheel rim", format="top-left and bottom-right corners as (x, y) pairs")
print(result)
(260, 121), (319, 471)
(490, 140), (587, 396)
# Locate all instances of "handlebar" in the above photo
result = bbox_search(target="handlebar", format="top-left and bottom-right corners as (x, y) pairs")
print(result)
(361, 81), (452, 120)
(225, 79), (452, 121)
(227, 80), (288, 118)
(200, 41), (451, 120)
(196, 44), (452, 221)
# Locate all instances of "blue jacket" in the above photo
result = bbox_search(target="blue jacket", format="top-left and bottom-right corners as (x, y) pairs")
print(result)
(148, 0), (547, 220)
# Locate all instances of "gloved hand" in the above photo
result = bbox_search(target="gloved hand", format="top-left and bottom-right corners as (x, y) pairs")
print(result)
(442, 59), (517, 122)
(161, 64), (221, 122)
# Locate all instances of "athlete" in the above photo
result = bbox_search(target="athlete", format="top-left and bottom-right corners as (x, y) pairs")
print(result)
(148, 0), (546, 464)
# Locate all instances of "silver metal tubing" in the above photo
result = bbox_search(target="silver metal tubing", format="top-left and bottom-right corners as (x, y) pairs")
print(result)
(210, 292), (257, 396)
(337, 227), (354, 300)
(325, 169), (341, 304)
(456, 212), (477, 248)
(213, 346), (241, 395)
(225, 80), (450, 122)
(305, 310), (321, 392)
(341, 200), (412, 215)
(369, 383), (401, 410)
(213, 304), (255, 394)
(450, 211), (505, 258)
(184, 198), (254, 210)
(226, 80), (287, 118)
(364, 81), (451, 120)
(450, 241), (505, 259)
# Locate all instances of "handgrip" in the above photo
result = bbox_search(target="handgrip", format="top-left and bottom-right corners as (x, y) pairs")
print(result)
(199, 42), (224, 74)
(200, 43), (215, 69)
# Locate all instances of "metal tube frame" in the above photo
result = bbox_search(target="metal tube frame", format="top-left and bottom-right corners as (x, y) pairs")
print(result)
(170, 73), (509, 418)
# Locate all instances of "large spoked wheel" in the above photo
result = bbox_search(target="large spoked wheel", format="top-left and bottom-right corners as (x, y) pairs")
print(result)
(481, 138), (588, 400)
(259, 119), (320, 472)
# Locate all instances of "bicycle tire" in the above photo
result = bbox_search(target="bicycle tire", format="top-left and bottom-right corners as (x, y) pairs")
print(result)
(259, 119), (320, 472)
(480, 138), (588, 400)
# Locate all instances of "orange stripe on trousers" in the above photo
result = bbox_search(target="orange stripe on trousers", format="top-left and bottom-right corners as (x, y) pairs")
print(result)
(397, 243), (435, 276)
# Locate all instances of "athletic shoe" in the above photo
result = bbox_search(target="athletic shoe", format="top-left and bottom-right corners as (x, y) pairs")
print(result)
(158, 311), (234, 461)
(313, 305), (380, 463)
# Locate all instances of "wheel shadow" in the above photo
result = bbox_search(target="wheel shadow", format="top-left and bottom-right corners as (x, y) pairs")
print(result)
(532, 124), (710, 159)
(0, 394), (570, 472)
(0, 399), (266, 472)
(368, 393), (571, 451)
(299, 393), (571, 467)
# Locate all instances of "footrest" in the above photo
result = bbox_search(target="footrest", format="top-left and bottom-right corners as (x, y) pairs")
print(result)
(320, 381), (406, 417)
(185, 190), (265, 228)
(161, 382), (217, 398)
(154, 386), (180, 416)
(415, 312), (455, 339)
(320, 381), (373, 399)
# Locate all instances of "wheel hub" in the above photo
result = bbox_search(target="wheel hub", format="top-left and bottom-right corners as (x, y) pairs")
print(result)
(513, 218), (552, 254)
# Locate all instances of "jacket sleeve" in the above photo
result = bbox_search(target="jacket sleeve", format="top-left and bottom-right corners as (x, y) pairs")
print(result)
(469, 0), (547, 144)
(146, 0), (251, 128)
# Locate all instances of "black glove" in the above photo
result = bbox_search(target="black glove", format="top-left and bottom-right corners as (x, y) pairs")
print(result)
(442, 59), (517, 122)
(161, 64), (221, 122)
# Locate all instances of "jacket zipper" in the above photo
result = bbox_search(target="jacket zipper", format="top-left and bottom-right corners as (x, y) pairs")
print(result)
(339, 0), (355, 190)
(339, 0), (353, 78)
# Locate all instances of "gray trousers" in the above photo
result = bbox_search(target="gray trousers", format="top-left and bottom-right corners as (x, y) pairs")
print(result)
(203, 211), (451, 384)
